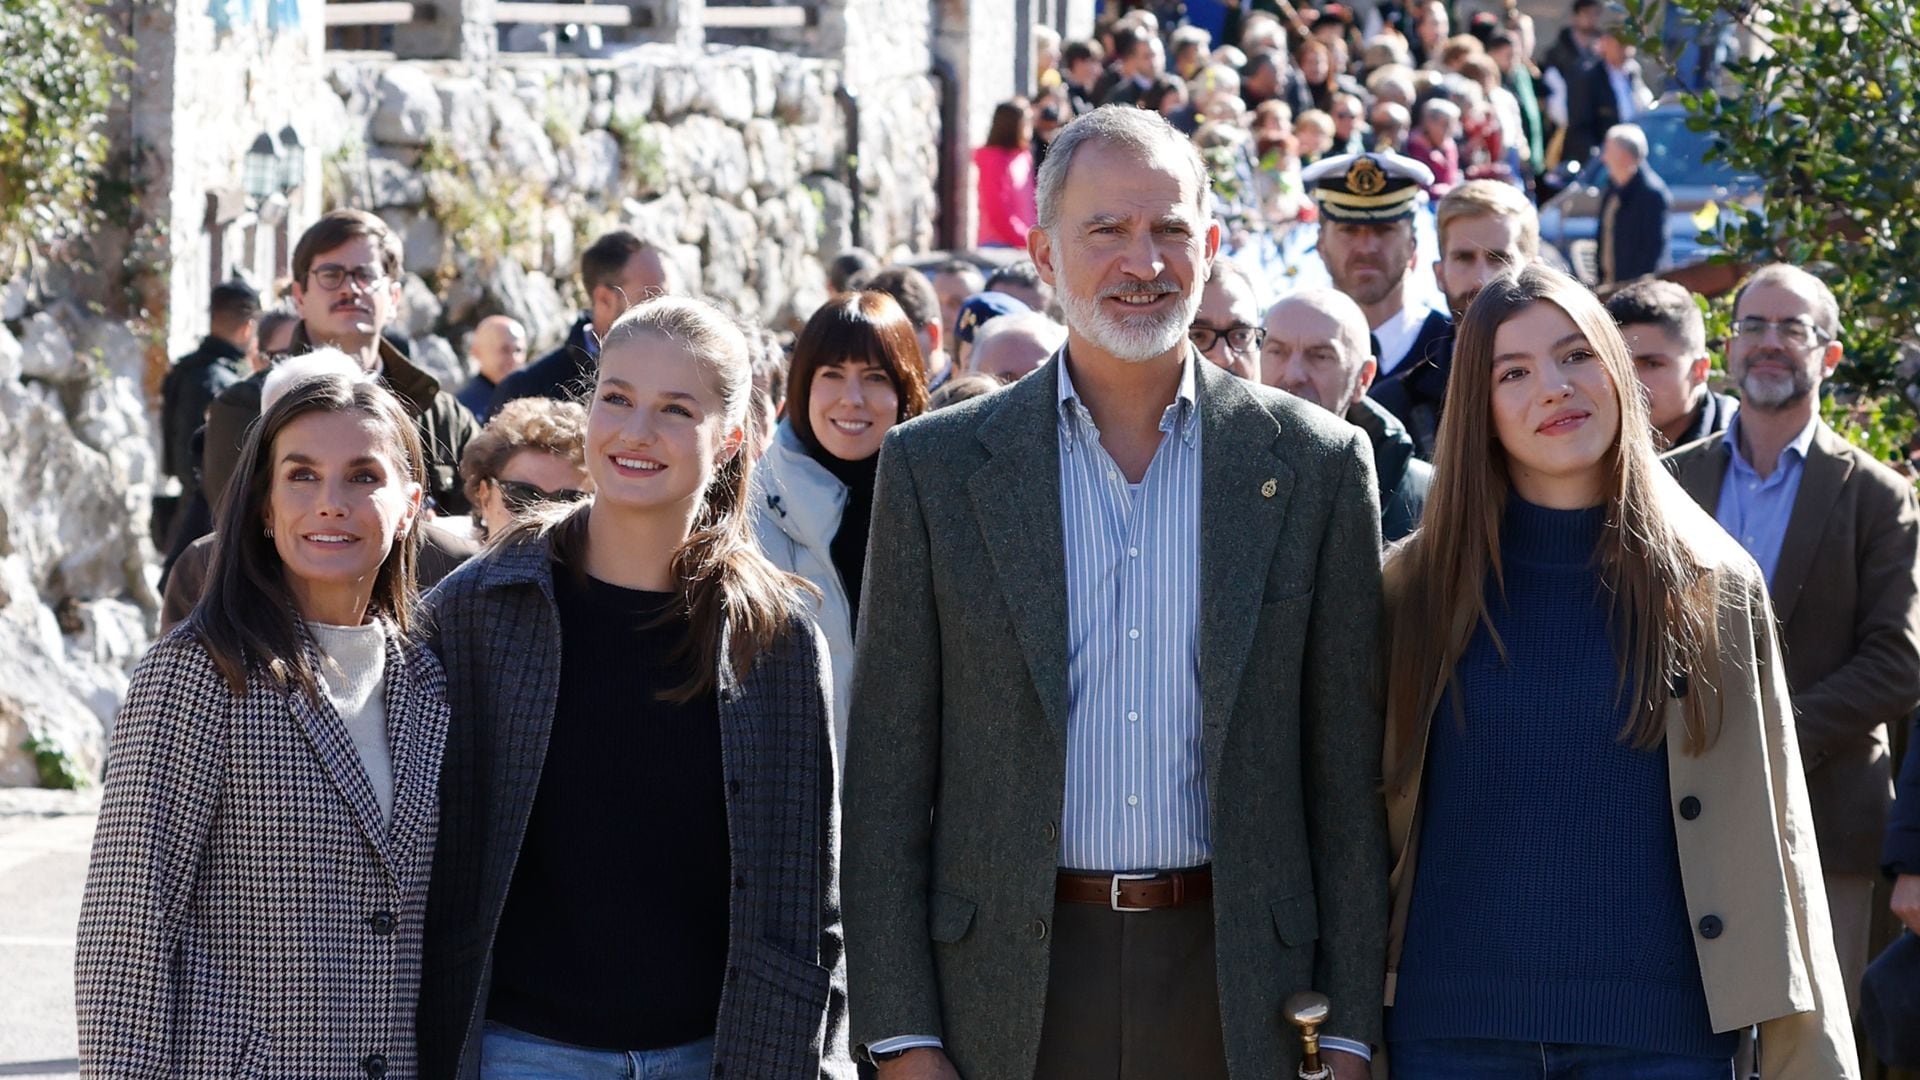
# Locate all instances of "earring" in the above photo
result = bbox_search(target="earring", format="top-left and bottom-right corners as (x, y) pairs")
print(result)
(263, 526), (274, 539)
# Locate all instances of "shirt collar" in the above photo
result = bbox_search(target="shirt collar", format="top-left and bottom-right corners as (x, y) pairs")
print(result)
(1056, 345), (1201, 446)
(1724, 411), (1819, 475)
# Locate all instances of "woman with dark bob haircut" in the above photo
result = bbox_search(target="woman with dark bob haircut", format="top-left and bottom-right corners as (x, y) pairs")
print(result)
(77, 358), (448, 1076)
(1379, 266), (1855, 1076)
(752, 290), (929, 771)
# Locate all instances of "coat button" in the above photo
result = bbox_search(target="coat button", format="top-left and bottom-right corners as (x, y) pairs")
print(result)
(361, 1052), (388, 1078)
(733, 875), (748, 890)
(1698, 915), (1723, 939)
(1030, 919), (1048, 941)
(1044, 821), (1058, 842)
(727, 780), (741, 796)
(367, 911), (397, 935)
(1679, 796), (1701, 820)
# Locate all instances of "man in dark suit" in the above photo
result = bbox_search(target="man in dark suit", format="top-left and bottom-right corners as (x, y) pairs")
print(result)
(1305, 151), (1454, 459)
(1596, 123), (1672, 284)
(160, 280), (257, 542)
(1667, 263), (1920, 1016)
(844, 105), (1388, 1080)
(489, 230), (674, 414)
(1564, 22), (1651, 168)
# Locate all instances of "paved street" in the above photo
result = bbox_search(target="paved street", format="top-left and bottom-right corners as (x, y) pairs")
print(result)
(0, 790), (96, 1079)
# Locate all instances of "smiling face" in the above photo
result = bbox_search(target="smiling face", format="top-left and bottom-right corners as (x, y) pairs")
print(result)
(267, 409), (421, 625)
(1031, 139), (1218, 364)
(478, 448), (592, 539)
(1728, 278), (1841, 411)
(290, 235), (400, 361)
(586, 336), (742, 518)
(807, 357), (900, 461)
(1489, 301), (1622, 508)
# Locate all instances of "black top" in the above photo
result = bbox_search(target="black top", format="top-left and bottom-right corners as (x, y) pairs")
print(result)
(811, 443), (878, 633)
(486, 565), (730, 1051)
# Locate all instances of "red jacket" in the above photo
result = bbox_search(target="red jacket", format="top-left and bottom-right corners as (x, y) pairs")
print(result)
(972, 145), (1036, 247)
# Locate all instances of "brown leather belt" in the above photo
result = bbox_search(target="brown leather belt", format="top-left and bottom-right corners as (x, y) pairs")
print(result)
(1055, 866), (1213, 911)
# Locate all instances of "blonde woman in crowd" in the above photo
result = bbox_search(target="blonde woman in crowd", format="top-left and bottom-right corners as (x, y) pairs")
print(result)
(457, 397), (591, 543)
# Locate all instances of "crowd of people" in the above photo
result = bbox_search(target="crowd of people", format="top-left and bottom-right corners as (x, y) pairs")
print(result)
(83, 5), (1920, 1080)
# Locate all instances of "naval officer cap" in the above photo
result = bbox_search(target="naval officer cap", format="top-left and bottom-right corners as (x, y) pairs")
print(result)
(1301, 151), (1435, 224)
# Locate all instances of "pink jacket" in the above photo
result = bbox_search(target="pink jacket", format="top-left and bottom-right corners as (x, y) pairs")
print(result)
(972, 145), (1036, 247)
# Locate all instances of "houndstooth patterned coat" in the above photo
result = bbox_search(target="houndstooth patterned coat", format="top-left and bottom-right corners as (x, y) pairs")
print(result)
(75, 625), (450, 1079)
(415, 533), (853, 1079)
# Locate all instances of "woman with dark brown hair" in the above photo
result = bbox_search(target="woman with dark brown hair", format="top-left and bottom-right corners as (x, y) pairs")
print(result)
(973, 97), (1038, 247)
(78, 358), (447, 1077)
(419, 296), (851, 1079)
(1380, 266), (1855, 1077)
(752, 291), (929, 771)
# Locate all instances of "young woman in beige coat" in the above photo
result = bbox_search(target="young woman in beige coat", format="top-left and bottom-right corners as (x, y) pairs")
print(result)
(1380, 266), (1855, 1078)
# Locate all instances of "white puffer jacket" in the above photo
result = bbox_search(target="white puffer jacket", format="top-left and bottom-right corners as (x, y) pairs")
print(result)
(751, 421), (855, 776)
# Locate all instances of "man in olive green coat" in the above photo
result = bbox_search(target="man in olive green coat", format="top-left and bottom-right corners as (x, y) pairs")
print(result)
(842, 105), (1389, 1080)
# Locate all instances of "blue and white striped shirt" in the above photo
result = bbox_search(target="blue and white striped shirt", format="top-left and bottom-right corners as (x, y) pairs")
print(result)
(1056, 352), (1209, 873)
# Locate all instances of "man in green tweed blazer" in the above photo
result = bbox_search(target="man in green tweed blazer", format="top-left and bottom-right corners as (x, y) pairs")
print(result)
(843, 106), (1389, 1080)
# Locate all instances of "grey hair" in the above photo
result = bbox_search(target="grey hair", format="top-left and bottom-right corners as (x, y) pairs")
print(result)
(1734, 263), (1842, 339)
(1267, 287), (1374, 369)
(261, 347), (371, 413)
(970, 310), (1068, 359)
(1605, 123), (1649, 161)
(1035, 105), (1213, 234)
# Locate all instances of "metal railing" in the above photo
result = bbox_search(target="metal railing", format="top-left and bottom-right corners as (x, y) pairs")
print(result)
(320, 0), (818, 50)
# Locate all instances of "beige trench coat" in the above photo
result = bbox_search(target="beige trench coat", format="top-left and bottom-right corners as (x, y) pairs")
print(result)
(1380, 488), (1857, 1079)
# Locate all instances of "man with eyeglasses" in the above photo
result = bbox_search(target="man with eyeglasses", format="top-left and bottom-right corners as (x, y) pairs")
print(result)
(1668, 264), (1920, 1026)
(1189, 257), (1264, 381)
(1261, 288), (1431, 542)
(203, 209), (478, 514)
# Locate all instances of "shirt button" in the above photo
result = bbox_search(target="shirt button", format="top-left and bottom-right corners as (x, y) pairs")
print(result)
(1128, 628), (1140, 640)
(1127, 710), (1139, 722)
(1126, 794), (1139, 807)
(1128, 547), (1139, 558)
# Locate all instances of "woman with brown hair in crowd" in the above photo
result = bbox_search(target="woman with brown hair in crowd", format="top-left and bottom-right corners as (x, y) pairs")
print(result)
(752, 290), (929, 772)
(78, 357), (446, 1077)
(973, 97), (1039, 248)
(1380, 265), (1856, 1077)
(418, 296), (850, 1079)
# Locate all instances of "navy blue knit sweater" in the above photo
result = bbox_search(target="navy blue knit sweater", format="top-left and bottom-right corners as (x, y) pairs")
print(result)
(1388, 497), (1735, 1058)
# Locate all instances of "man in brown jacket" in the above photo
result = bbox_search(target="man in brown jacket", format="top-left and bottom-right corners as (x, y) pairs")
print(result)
(1667, 263), (1920, 1014)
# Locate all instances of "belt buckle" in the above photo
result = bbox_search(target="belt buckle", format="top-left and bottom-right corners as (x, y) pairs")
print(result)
(1109, 872), (1159, 912)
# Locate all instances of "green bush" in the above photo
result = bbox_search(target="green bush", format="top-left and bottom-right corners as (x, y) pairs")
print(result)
(1627, 0), (1920, 466)
(0, 0), (123, 268)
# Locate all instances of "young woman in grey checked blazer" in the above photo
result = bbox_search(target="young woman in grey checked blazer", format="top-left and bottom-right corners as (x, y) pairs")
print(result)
(416, 295), (852, 1079)
(76, 355), (448, 1078)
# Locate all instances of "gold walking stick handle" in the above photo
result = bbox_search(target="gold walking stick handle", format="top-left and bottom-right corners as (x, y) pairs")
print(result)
(1284, 991), (1333, 1080)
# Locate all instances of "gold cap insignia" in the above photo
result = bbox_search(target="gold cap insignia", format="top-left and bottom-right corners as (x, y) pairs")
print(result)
(1261, 478), (1278, 498)
(1346, 156), (1388, 196)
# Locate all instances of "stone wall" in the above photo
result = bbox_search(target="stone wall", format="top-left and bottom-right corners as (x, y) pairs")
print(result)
(316, 43), (941, 381)
(0, 287), (160, 787)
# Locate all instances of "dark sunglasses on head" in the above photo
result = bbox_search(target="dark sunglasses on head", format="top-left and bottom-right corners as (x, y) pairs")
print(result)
(497, 479), (589, 511)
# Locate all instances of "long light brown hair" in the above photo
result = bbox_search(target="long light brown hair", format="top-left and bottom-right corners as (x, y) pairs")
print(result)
(538, 296), (814, 702)
(1384, 266), (1721, 790)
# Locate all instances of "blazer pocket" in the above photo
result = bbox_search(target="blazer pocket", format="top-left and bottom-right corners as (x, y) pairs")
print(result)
(1271, 892), (1320, 948)
(928, 889), (978, 944)
(717, 941), (833, 1075)
(1260, 586), (1316, 611)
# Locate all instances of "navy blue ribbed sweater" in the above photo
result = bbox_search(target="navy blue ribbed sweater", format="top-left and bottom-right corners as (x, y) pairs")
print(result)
(1388, 498), (1735, 1058)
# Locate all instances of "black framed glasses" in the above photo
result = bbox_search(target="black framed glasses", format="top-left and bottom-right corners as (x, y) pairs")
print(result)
(1733, 316), (1829, 348)
(1189, 324), (1267, 353)
(498, 479), (589, 511)
(307, 263), (387, 291)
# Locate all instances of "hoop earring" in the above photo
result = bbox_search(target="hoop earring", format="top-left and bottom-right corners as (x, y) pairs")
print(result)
(263, 526), (274, 539)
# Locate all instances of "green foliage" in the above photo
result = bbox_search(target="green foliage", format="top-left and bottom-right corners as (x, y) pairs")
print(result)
(21, 735), (84, 790)
(416, 133), (546, 274)
(0, 0), (124, 267)
(1626, 0), (1920, 464)
(606, 112), (667, 196)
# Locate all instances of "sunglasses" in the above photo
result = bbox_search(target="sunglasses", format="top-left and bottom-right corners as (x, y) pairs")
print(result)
(497, 479), (589, 511)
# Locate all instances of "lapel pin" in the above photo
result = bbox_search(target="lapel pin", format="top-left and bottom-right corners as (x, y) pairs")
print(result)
(1261, 478), (1277, 499)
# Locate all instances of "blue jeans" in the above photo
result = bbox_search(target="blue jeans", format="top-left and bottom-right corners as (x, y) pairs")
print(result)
(480, 1021), (715, 1080)
(1392, 1038), (1734, 1079)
